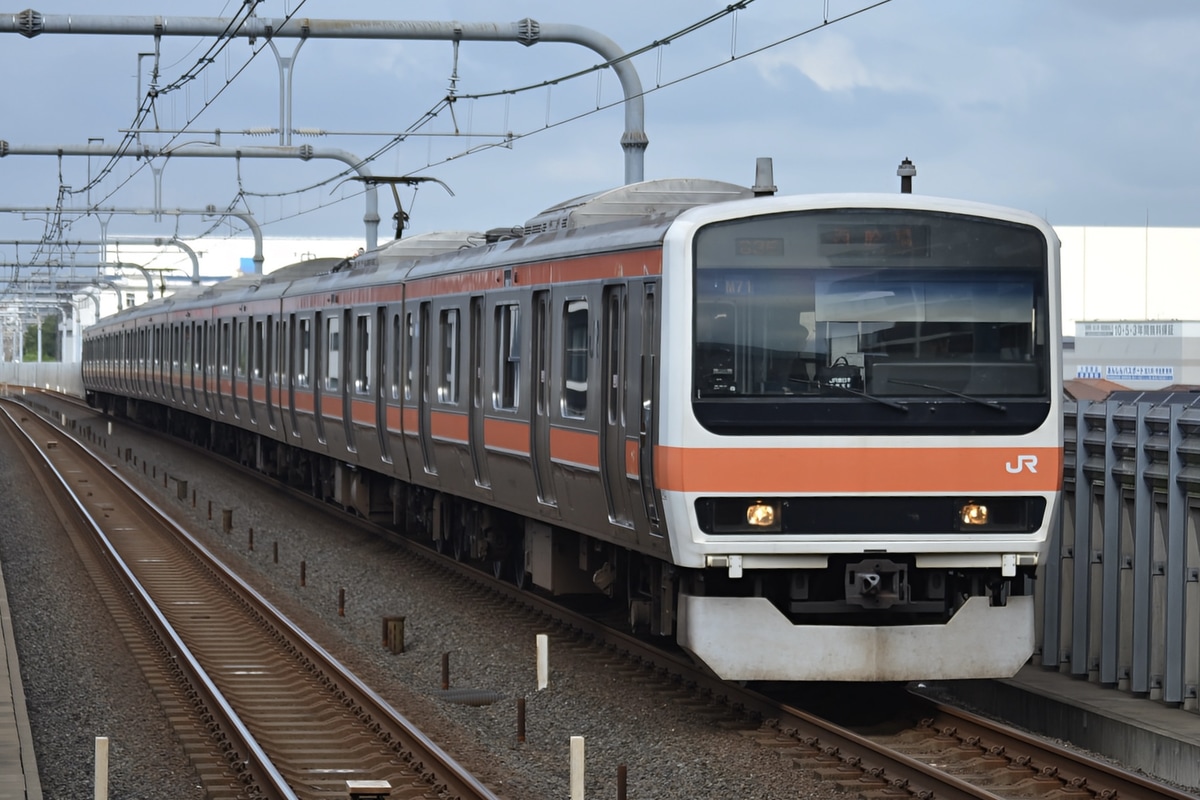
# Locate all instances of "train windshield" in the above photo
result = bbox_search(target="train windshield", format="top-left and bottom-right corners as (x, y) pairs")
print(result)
(692, 208), (1051, 434)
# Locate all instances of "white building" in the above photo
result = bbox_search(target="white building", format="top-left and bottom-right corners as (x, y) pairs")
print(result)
(1066, 320), (1200, 390)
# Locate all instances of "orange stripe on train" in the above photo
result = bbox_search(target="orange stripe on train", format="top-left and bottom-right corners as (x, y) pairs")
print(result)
(484, 417), (529, 455)
(654, 446), (1063, 494)
(431, 410), (469, 443)
(550, 427), (600, 470)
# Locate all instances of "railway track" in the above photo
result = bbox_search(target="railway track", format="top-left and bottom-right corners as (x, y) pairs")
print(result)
(12, 388), (1198, 800)
(1, 396), (499, 800)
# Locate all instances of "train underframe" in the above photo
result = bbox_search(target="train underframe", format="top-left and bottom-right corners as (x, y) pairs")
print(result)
(94, 393), (1037, 678)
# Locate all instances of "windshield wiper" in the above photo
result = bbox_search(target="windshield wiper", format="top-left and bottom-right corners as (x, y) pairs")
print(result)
(886, 378), (1007, 412)
(790, 377), (909, 412)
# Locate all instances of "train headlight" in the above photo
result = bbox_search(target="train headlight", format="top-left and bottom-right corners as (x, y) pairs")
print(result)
(960, 502), (989, 526)
(746, 502), (778, 529)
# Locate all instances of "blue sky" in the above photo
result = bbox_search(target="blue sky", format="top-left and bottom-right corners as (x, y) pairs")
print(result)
(2, 0), (1198, 251)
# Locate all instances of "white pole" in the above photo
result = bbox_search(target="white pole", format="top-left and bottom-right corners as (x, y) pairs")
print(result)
(94, 736), (109, 800)
(108, 421), (113, 435)
(536, 633), (549, 690)
(569, 735), (585, 800)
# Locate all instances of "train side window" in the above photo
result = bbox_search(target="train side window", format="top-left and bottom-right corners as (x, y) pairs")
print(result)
(253, 319), (265, 380)
(494, 303), (520, 411)
(298, 317), (311, 388)
(179, 325), (188, 372)
(325, 315), (340, 391)
(200, 322), (209, 380)
(562, 299), (588, 418)
(186, 324), (196, 372)
(236, 320), (248, 378)
(152, 326), (161, 373)
(354, 312), (371, 395)
(390, 313), (401, 401)
(438, 308), (460, 404)
(273, 318), (284, 387)
(404, 311), (416, 402)
(221, 321), (232, 377)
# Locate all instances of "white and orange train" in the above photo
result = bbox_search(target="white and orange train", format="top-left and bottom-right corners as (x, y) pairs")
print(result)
(82, 169), (1063, 681)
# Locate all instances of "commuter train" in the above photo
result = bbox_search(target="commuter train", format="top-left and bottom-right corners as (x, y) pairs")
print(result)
(82, 164), (1063, 682)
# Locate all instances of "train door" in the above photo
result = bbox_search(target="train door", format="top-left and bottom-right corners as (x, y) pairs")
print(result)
(248, 316), (260, 424)
(201, 322), (210, 412)
(143, 327), (152, 398)
(248, 317), (261, 424)
(637, 282), (663, 535)
(235, 318), (249, 420)
(168, 324), (177, 405)
(601, 284), (633, 528)
(216, 321), (226, 417)
(531, 289), (555, 505)
(162, 323), (172, 401)
(264, 315), (275, 430)
(134, 329), (143, 397)
(186, 322), (196, 408)
(417, 301), (435, 474)
(313, 311), (326, 444)
(151, 325), (161, 399)
(146, 326), (154, 398)
(159, 323), (168, 400)
(286, 314), (299, 438)
(374, 306), (389, 462)
(271, 316), (282, 431)
(340, 309), (355, 452)
(155, 324), (163, 400)
(207, 321), (217, 414)
(172, 321), (181, 402)
(468, 296), (489, 487)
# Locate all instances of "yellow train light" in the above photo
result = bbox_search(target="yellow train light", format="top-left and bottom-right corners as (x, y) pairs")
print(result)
(746, 502), (777, 528)
(960, 502), (989, 526)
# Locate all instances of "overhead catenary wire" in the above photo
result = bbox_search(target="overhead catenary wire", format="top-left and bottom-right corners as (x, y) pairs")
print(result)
(18, 1), (890, 268)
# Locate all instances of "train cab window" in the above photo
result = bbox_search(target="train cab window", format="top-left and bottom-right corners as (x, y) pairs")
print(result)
(252, 319), (265, 380)
(438, 308), (460, 404)
(298, 318), (312, 388)
(326, 316), (340, 391)
(692, 209), (1050, 435)
(562, 299), (588, 418)
(354, 312), (372, 395)
(494, 303), (520, 411)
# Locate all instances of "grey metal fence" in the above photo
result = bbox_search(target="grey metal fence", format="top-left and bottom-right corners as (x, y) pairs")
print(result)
(0, 362), (83, 397)
(1044, 396), (1200, 712)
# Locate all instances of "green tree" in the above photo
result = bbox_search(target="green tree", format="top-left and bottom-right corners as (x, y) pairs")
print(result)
(22, 315), (60, 362)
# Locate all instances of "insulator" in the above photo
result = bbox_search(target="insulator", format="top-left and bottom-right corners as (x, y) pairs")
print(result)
(16, 9), (44, 38)
(517, 17), (541, 47)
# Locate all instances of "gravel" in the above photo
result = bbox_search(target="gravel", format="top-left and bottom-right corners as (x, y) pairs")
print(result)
(0, 415), (207, 800)
(2, 399), (829, 799)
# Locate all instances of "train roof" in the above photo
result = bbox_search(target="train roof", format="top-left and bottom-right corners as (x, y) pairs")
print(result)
(521, 178), (753, 236)
(87, 178), (760, 328)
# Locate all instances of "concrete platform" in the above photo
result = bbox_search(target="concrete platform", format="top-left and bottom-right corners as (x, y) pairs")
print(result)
(0, 560), (41, 799)
(939, 665), (1200, 792)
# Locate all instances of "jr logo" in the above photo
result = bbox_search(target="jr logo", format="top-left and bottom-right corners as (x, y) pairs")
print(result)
(1005, 455), (1038, 474)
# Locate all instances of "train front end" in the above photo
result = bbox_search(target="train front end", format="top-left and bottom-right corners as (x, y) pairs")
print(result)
(657, 193), (1062, 682)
